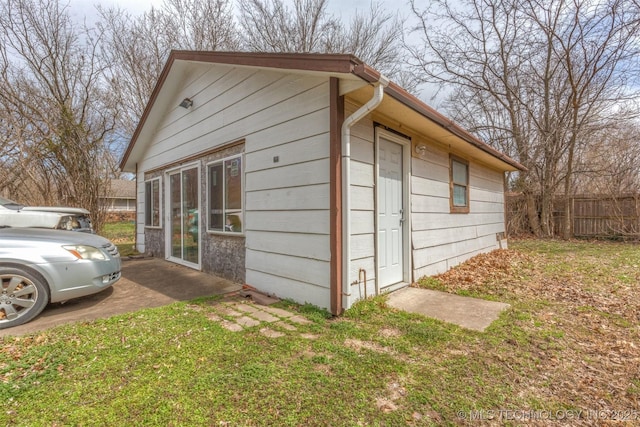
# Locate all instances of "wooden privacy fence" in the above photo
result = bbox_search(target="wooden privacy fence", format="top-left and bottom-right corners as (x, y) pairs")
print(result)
(507, 194), (640, 239)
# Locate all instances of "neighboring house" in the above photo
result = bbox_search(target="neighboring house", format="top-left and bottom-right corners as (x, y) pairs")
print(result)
(119, 51), (525, 315)
(103, 179), (136, 212)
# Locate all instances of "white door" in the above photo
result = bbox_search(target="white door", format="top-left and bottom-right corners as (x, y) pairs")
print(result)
(378, 136), (404, 287)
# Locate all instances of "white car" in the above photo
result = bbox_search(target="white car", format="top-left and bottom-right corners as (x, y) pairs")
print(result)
(0, 227), (121, 329)
(0, 196), (93, 232)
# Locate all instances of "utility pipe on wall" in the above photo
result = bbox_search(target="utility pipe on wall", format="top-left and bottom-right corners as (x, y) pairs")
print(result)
(341, 75), (389, 311)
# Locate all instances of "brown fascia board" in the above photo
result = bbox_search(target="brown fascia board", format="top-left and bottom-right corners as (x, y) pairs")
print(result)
(119, 50), (525, 172)
(168, 50), (365, 74)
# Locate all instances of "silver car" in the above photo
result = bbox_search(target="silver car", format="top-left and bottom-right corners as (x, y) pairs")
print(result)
(0, 196), (93, 232)
(0, 227), (121, 329)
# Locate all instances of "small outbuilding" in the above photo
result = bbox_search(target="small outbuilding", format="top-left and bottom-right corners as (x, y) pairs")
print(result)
(120, 51), (524, 315)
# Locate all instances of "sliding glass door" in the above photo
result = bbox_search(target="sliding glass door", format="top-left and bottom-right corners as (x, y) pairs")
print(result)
(167, 165), (199, 267)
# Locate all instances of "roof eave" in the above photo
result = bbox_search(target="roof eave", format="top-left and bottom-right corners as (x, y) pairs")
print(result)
(385, 82), (525, 172)
(119, 51), (526, 173)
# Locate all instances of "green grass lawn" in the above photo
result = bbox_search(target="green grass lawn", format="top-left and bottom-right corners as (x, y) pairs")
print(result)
(101, 220), (137, 257)
(1, 239), (639, 426)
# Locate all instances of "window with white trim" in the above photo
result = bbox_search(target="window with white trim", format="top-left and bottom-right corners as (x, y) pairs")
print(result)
(208, 155), (243, 233)
(450, 156), (469, 213)
(144, 178), (161, 226)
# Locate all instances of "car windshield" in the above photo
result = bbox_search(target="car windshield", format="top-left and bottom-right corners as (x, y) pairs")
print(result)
(0, 196), (23, 210)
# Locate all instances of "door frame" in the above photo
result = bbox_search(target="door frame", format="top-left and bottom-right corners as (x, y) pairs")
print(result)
(165, 161), (201, 269)
(374, 127), (412, 292)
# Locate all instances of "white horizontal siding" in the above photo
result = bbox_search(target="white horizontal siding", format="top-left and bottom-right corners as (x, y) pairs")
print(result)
(244, 210), (329, 234)
(241, 75), (332, 308)
(244, 134), (328, 172)
(410, 145), (507, 281)
(411, 175), (449, 197)
(411, 193), (450, 214)
(245, 270), (329, 310)
(351, 233), (375, 261)
(139, 69), (329, 172)
(412, 212), (505, 231)
(413, 233), (499, 269)
(246, 231), (330, 261)
(343, 101), (378, 304)
(138, 66), (333, 309)
(245, 158), (328, 191)
(350, 160), (374, 186)
(413, 234), (503, 278)
(350, 185), (374, 211)
(351, 210), (374, 235)
(245, 250), (330, 289)
(245, 184), (329, 211)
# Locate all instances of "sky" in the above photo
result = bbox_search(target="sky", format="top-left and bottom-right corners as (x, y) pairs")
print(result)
(67, 0), (413, 22)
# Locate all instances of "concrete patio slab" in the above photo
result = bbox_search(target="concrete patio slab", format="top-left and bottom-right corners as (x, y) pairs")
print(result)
(386, 287), (510, 332)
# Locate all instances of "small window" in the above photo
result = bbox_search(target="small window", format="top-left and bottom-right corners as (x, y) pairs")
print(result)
(208, 155), (243, 233)
(145, 178), (161, 226)
(450, 156), (469, 213)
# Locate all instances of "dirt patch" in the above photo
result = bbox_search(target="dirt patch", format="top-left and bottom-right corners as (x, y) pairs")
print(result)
(375, 379), (408, 413)
(345, 338), (394, 355)
(379, 327), (402, 338)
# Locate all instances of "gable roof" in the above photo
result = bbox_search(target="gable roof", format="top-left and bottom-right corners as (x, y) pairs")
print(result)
(104, 179), (136, 199)
(119, 50), (524, 172)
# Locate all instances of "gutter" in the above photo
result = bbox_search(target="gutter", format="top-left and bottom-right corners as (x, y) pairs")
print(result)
(341, 75), (389, 311)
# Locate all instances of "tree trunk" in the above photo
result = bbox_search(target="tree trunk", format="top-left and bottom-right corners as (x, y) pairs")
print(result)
(525, 192), (542, 237)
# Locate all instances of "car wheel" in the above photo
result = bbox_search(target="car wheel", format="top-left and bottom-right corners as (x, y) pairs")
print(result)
(0, 267), (50, 329)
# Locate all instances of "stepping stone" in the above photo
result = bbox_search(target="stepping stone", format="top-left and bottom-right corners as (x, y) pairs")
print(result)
(206, 313), (222, 321)
(236, 316), (260, 327)
(217, 306), (243, 317)
(251, 310), (279, 323)
(300, 333), (319, 340)
(220, 321), (243, 332)
(274, 321), (297, 331)
(261, 306), (294, 318)
(233, 303), (261, 314)
(289, 315), (312, 325)
(260, 328), (285, 338)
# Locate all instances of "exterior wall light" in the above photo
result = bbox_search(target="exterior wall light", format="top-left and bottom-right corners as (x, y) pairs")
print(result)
(415, 144), (427, 155)
(179, 98), (193, 109)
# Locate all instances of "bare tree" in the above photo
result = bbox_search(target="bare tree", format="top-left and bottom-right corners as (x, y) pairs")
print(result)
(575, 121), (640, 195)
(159, 0), (238, 51)
(0, 0), (118, 232)
(238, 0), (335, 52)
(97, 0), (239, 141)
(238, 0), (413, 90)
(406, 0), (640, 237)
(96, 7), (174, 140)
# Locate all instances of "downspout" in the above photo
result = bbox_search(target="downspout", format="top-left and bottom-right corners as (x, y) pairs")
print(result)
(135, 162), (139, 252)
(341, 75), (389, 311)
